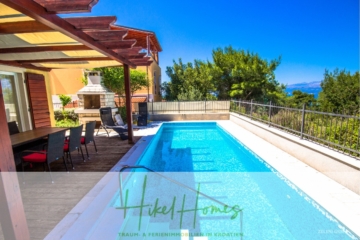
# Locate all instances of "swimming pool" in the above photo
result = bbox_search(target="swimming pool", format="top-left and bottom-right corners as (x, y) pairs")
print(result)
(113, 122), (358, 239)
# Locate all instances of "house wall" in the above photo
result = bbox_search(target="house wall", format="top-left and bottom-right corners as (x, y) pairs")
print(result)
(50, 69), (84, 95)
(136, 59), (162, 101)
(0, 64), (55, 130)
(49, 60), (162, 102)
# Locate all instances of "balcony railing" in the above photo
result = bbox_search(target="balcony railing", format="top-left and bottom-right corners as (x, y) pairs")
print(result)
(230, 100), (360, 159)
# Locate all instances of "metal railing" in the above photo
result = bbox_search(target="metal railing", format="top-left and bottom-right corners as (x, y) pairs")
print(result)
(230, 100), (360, 159)
(118, 165), (243, 237)
(134, 100), (230, 114)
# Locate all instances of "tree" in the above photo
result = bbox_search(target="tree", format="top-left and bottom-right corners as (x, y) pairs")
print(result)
(212, 46), (282, 101)
(164, 46), (284, 102)
(177, 86), (203, 101)
(94, 67), (148, 103)
(95, 67), (125, 104)
(59, 94), (72, 110)
(80, 71), (88, 85)
(318, 69), (359, 114)
(3, 87), (13, 103)
(165, 59), (218, 100)
(286, 90), (317, 108)
(129, 70), (148, 96)
(165, 58), (192, 100)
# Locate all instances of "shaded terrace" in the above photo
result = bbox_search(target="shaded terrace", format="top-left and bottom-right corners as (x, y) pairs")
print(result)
(0, 0), (161, 239)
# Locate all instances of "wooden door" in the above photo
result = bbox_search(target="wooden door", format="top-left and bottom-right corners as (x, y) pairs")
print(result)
(25, 73), (51, 128)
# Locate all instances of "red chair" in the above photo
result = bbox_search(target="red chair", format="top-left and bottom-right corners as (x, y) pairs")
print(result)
(21, 130), (68, 182)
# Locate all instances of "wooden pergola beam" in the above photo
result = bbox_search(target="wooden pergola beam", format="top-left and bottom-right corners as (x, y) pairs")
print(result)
(64, 16), (116, 30)
(132, 61), (152, 66)
(126, 54), (147, 59)
(0, 60), (51, 71)
(123, 64), (134, 144)
(0, 21), (53, 34)
(0, 20), (129, 41)
(0, 0), (136, 67)
(135, 63), (152, 66)
(111, 25), (162, 52)
(34, 0), (98, 13)
(84, 30), (128, 41)
(114, 46), (142, 54)
(131, 60), (152, 64)
(15, 57), (112, 64)
(99, 40), (137, 49)
(0, 45), (91, 54)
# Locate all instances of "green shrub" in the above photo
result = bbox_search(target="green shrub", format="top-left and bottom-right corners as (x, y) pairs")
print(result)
(118, 106), (127, 123)
(54, 110), (78, 122)
(66, 110), (79, 122)
(59, 94), (72, 109)
(54, 110), (64, 121)
(55, 119), (79, 127)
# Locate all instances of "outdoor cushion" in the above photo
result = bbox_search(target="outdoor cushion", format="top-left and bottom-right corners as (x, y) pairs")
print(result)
(22, 151), (47, 162)
(114, 114), (124, 126)
(63, 143), (69, 152)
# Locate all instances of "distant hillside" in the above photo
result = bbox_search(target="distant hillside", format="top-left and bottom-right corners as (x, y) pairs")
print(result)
(285, 81), (322, 98)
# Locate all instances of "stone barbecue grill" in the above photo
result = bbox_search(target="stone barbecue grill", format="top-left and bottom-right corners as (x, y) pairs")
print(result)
(75, 71), (116, 125)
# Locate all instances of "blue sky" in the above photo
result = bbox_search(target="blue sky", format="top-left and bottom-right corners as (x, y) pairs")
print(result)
(65, 0), (359, 85)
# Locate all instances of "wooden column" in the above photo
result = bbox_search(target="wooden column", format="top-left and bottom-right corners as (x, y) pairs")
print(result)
(123, 64), (134, 144)
(0, 82), (30, 239)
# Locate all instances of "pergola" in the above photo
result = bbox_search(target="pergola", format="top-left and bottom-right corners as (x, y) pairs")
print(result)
(0, 0), (161, 239)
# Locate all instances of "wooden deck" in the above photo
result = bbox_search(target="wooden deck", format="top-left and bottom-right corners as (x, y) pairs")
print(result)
(0, 134), (140, 240)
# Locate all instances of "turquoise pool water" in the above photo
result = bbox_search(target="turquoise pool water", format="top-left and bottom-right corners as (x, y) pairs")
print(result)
(115, 122), (358, 240)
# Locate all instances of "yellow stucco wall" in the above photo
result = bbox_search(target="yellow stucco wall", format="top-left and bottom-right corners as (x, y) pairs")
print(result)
(136, 60), (162, 101)
(50, 69), (84, 95)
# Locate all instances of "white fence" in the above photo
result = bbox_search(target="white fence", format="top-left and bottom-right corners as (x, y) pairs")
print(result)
(134, 101), (230, 114)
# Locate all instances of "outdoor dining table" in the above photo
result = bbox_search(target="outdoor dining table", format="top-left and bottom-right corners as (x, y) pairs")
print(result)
(10, 127), (69, 148)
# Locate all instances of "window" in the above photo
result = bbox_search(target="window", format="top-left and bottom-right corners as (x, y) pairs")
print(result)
(1, 73), (20, 124)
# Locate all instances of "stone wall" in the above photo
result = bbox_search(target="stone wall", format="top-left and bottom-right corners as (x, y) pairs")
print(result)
(147, 113), (230, 121)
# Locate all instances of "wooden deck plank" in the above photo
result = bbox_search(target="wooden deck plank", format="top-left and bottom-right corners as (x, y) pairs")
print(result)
(8, 134), (140, 239)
